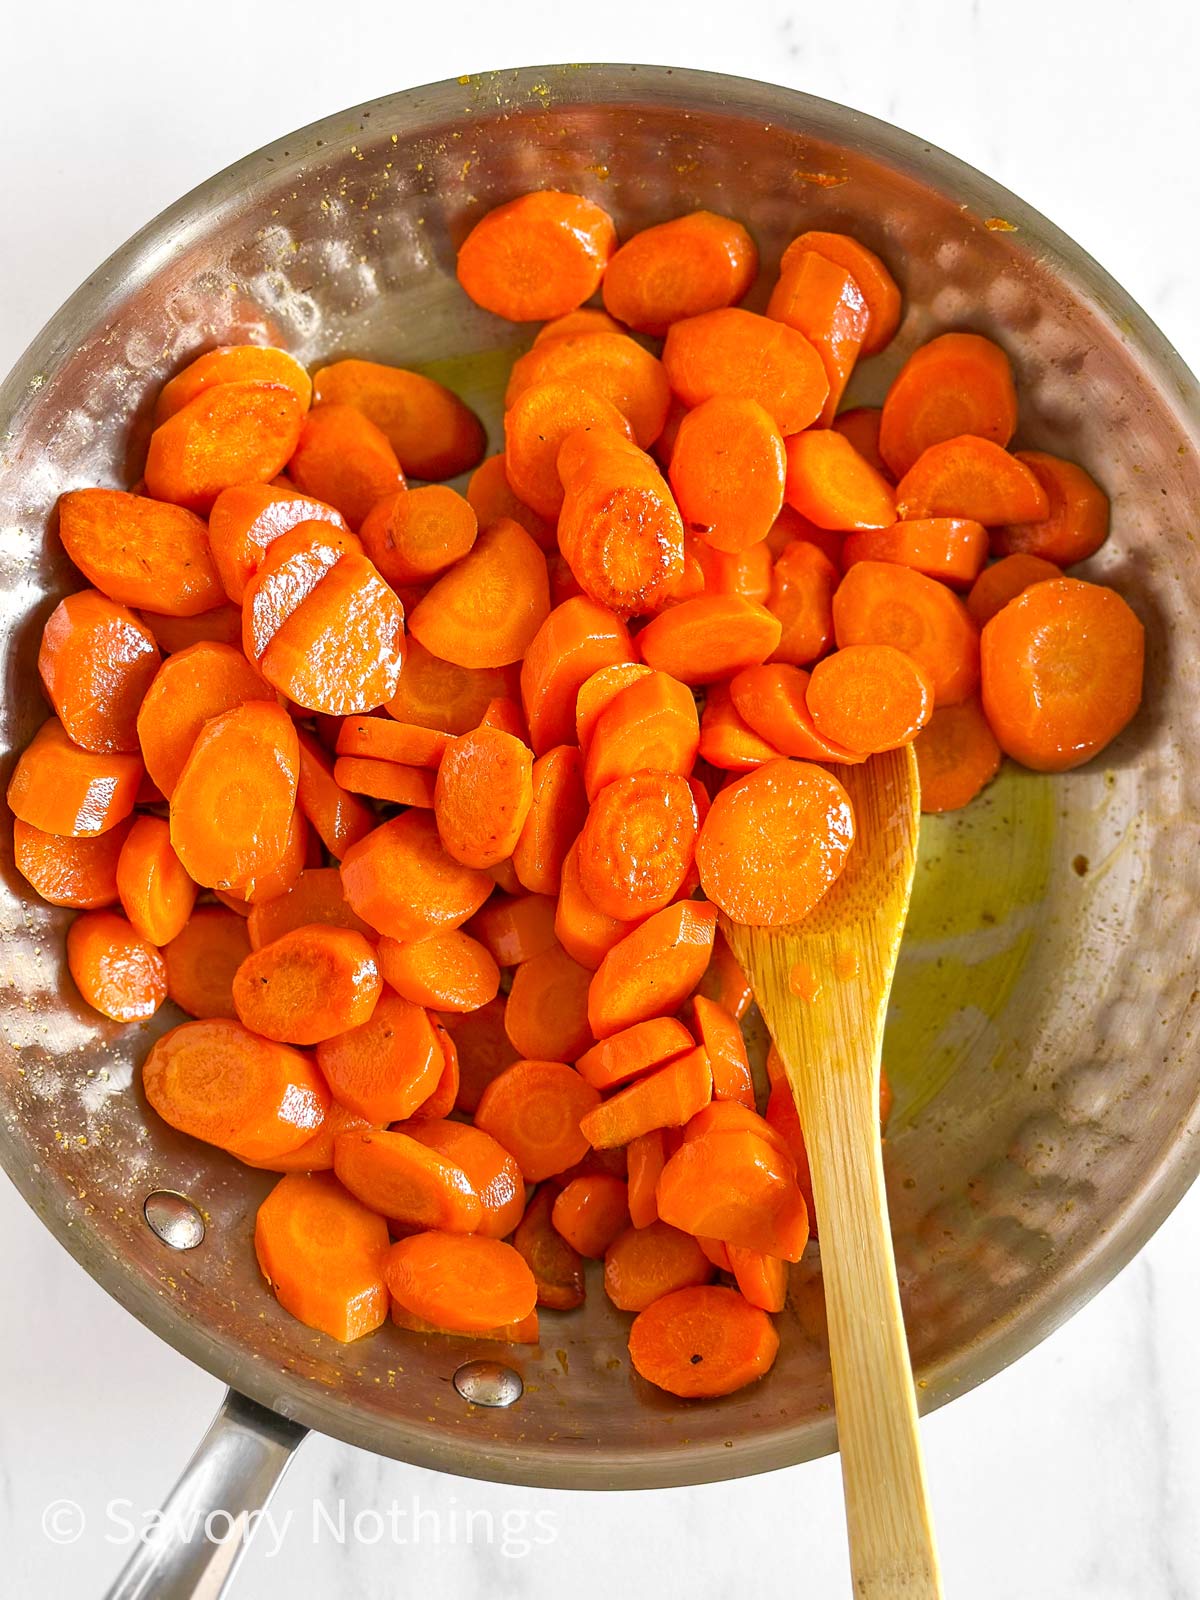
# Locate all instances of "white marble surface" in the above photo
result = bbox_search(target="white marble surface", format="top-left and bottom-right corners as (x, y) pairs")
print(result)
(3, 3), (1199, 1596)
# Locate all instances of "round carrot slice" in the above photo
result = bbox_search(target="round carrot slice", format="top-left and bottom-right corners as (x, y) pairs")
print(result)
(966, 552), (1060, 628)
(766, 537), (839, 666)
(312, 359), (485, 481)
(385, 1230), (538, 1332)
(504, 944), (595, 1061)
(576, 1017), (696, 1091)
(207, 483), (346, 603)
(668, 396), (786, 554)
(474, 1060), (600, 1182)
(7, 717), (142, 838)
(67, 909), (167, 1022)
(628, 1284), (780, 1398)
(334, 1129), (481, 1232)
(316, 990), (442, 1123)
(136, 642), (272, 797)
(662, 307), (829, 435)
(358, 485), (478, 586)
(604, 1220), (713, 1312)
(241, 521), (364, 664)
(57, 489), (224, 617)
(505, 332), (672, 449)
(376, 929), (500, 1012)
(638, 596), (782, 686)
(287, 403), (405, 529)
(163, 905), (250, 1019)
(832, 559), (981, 707)
(405, 1120), (524, 1240)
(144, 380), (304, 513)
(780, 230), (901, 356)
(993, 451), (1110, 566)
(602, 211), (757, 334)
(913, 696), (1003, 813)
(784, 429), (896, 532)
(578, 771), (699, 920)
(340, 811), (493, 941)
(457, 191), (617, 322)
(806, 644), (935, 754)
(879, 332), (1018, 478)
(38, 590), (160, 754)
(504, 380), (633, 518)
(116, 816), (197, 946)
(409, 519), (550, 670)
(254, 1171), (388, 1343)
(231, 925), (381, 1045)
(895, 435), (1050, 525)
(434, 725), (534, 869)
(13, 817), (128, 909)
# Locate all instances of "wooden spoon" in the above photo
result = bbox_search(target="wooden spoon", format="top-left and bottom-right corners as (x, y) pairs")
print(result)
(722, 745), (941, 1599)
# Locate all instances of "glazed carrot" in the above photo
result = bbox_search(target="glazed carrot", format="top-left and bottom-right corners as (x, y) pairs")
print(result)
(657, 1129), (810, 1260)
(576, 1017), (695, 1091)
(511, 1187), (586, 1310)
(66, 910), (167, 1022)
(511, 745), (587, 896)
(588, 901), (718, 1038)
(668, 397), (785, 554)
(207, 483), (346, 603)
(334, 1129), (481, 1232)
(575, 663), (654, 752)
(965, 552), (1061, 627)
(336, 718), (450, 769)
(331, 755), (434, 807)
(12, 817), (128, 909)
(602, 211), (757, 334)
(651, 393), (689, 470)
(410, 518), (549, 669)
(457, 191), (616, 322)
(312, 360), (485, 480)
(694, 930), (753, 1021)
(38, 591), (160, 753)
(579, 1046), (711, 1149)
(690, 995), (755, 1109)
(465, 453), (556, 550)
(434, 725), (534, 869)
(981, 577), (1143, 771)
(764, 1080), (817, 1230)
(683, 1101), (795, 1164)
(879, 333), (1018, 478)
(520, 597), (634, 755)
(584, 671), (701, 800)
(806, 644), (935, 754)
(169, 701), (298, 889)
(115, 816), (196, 946)
(687, 538), (773, 609)
(156, 346), (312, 424)
(255, 1171), (388, 1342)
(551, 1174), (630, 1258)
(406, 1120), (524, 1239)
(832, 407), (891, 479)
(663, 308), (828, 435)
(832, 559), (981, 706)
(474, 1059), (600, 1182)
(474, 696), (525, 741)
(768, 503), (845, 563)
(143, 603), (244, 654)
(467, 893), (558, 968)
(294, 729), (375, 858)
(390, 1303), (540, 1344)
(764, 535), (839, 666)
(376, 928), (500, 1012)
(317, 990), (442, 1123)
(504, 943), (595, 1061)
(912, 696), (1003, 812)
(240, 521), (363, 664)
(145, 381), (304, 512)
(785, 429), (897, 532)
(387, 1229), (538, 1332)
(554, 838), (635, 969)
(843, 518), (988, 588)
(506, 332), (671, 448)
(696, 759), (854, 927)
(388, 640), (518, 736)
(628, 1284), (780, 1398)
(624, 1130), (666, 1228)
(727, 1247), (789, 1313)
(340, 811), (492, 940)
(233, 925), (380, 1044)
(143, 1018), (329, 1161)
(604, 1221), (713, 1313)
(728, 664), (862, 763)
(639, 595), (782, 685)
(7, 718), (142, 837)
(410, 1016), (461, 1121)
(767, 252), (868, 425)
(578, 772), (698, 920)
(58, 489), (224, 616)
(246, 867), (371, 950)
(359, 486), (477, 589)
(163, 906), (250, 1019)
(535, 308), (625, 344)
(230, 807), (310, 905)
(556, 427), (685, 615)
(504, 380), (633, 518)
(697, 682), (781, 771)
(896, 435), (1050, 524)
(993, 451), (1110, 565)
(243, 1100), (375, 1176)
(287, 403), (405, 529)
(136, 642), (270, 797)
(780, 231), (901, 356)
(449, 997), (522, 1114)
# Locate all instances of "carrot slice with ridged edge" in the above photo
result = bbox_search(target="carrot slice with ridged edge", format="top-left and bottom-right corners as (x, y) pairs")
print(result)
(67, 910), (167, 1022)
(410, 518), (549, 670)
(603, 211), (758, 335)
(578, 772), (698, 920)
(376, 928), (500, 1013)
(156, 346), (312, 423)
(879, 332), (1018, 478)
(317, 990), (442, 1123)
(781, 230), (901, 356)
(145, 381), (304, 513)
(38, 590), (160, 754)
(474, 1059), (600, 1182)
(579, 1046), (712, 1149)
(913, 696), (1003, 813)
(334, 1128), (481, 1232)
(458, 191), (617, 322)
(663, 308), (829, 435)
(312, 359), (486, 480)
(58, 489), (224, 616)
(588, 901), (718, 1038)
(406, 1120), (524, 1240)
(583, 669), (700, 799)
(7, 718), (142, 838)
(628, 1284), (781, 1398)
(340, 811), (492, 941)
(604, 1220), (713, 1312)
(767, 252), (868, 425)
(806, 643), (935, 754)
(255, 1171), (389, 1342)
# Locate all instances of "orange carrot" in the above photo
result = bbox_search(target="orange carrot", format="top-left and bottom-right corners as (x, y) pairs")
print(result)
(668, 396), (786, 553)
(628, 1284), (780, 1397)
(334, 1129), (481, 1232)
(583, 668), (700, 798)
(785, 429), (897, 532)
(520, 597), (634, 755)
(690, 995), (755, 1108)
(240, 520), (363, 664)
(12, 817), (128, 909)
(144, 381), (304, 512)
(504, 380), (633, 518)
(580, 1045), (712, 1149)
(376, 928), (500, 1012)
(317, 990), (443, 1123)
(512, 744), (588, 896)
(576, 1017), (695, 1091)
(552, 1174), (630, 1258)
(336, 717), (452, 768)
(727, 1246), (789, 1313)
(341, 811), (492, 940)
(505, 332), (671, 448)
(694, 930), (753, 1021)
(405, 1120), (524, 1239)
(879, 332), (1018, 478)
(993, 451), (1109, 565)
(67, 910), (167, 1021)
(295, 729), (375, 859)
(698, 681), (783, 771)
(411, 1017), (461, 1123)
(247, 867), (371, 950)
(242, 1100), (374, 1175)
(232, 924), (381, 1045)
(574, 664), (654, 752)
(434, 725), (534, 869)
(602, 211), (757, 334)
(387, 639), (518, 736)
(410, 518), (549, 669)
(312, 359), (485, 480)
(895, 435), (1050, 524)
(142, 602), (245, 655)
(843, 518), (988, 589)
(386, 1229), (537, 1332)
(806, 643), (935, 753)
(332, 755), (436, 808)
(358, 485), (478, 586)
(474, 1059), (600, 1182)
(57, 489), (224, 617)
(467, 892), (559, 967)
(728, 664), (862, 763)
(965, 552), (1060, 627)
(765, 535), (839, 666)
(7, 717), (142, 838)
(588, 901), (718, 1038)
(504, 943), (595, 1062)
(662, 308), (829, 435)
(832, 559), (980, 706)
(578, 771), (698, 920)
(832, 406), (891, 479)
(767, 252), (868, 424)
(446, 996), (521, 1114)
(136, 642), (272, 797)
(457, 191), (617, 322)
(913, 696), (1003, 812)
(535, 308), (625, 344)
(554, 837), (636, 969)
(156, 346), (311, 423)
(639, 595), (783, 685)
(38, 591), (160, 754)
(780, 231), (901, 356)
(163, 906), (250, 1019)
(255, 1171), (388, 1342)
(605, 1221), (713, 1312)
(657, 1129), (810, 1260)
(287, 403), (405, 529)
(466, 452), (557, 550)
(207, 483), (346, 602)
(115, 816), (196, 946)
(512, 1186), (586, 1310)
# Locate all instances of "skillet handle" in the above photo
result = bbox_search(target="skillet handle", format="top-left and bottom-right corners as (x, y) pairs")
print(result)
(104, 1389), (307, 1600)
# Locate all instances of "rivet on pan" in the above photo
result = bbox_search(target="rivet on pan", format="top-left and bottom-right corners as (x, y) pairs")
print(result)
(143, 1190), (205, 1251)
(453, 1360), (523, 1408)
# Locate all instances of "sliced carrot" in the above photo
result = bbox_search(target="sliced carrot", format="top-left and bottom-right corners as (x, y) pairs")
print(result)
(913, 696), (1003, 812)
(241, 521), (364, 664)
(603, 1221), (712, 1313)
(340, 810), (493, 940)
(376, 929), (500, 1012)
(843, 518), (988, 588)
(690, 537), (775, 609)
(879, 332), (1018, 478)
(336, 717), (451, 768)
(7, 717), (142, 837)
(728, 663), (862, 763)
(317, 989), (442, 1122)
(728, 1246), (789, 1313)
(588, 901), (718, 1038)
(38, 591), (160, 755)
(552, 1174), (630, 1258)
(475, 1059), (600, 1182)
(767, 252), (868, 424)
(832, 559), (980, 706)
(163, 905), (250, 1019)
(358, 485), (477, 588)
(690, 995), (754, 1108)
(767, 502), (843, 563)
(832, 407), (891, 479)
(657, 1129), (810, 1260)
(764, 1079), (817, 1232)
(145, 381), (304, 512)
(683, 1101), (795, 1166)
(668, 396), (786, 553)
(115, 816), (196, 946)
(465, 452), (556, 550)
(334, 1129), (481, 1231)
(662, 308), (829, 435)
(575, 664), (654, 753)
(504, 380), (633, 518)
(806, 644), (935, 754)
(136, 642), (271, 797)
(406, 1120), (524, 1239)
(449, 997), (522, 1114)
(243, 1100), (375, 1176)
(579, 1046), (711, 1150)
(246, 867), (370, 950)
(232, 924), (380, 1045)
(143, 1018), (329, 1161)
(764, 535), (839, 666)
(896, 435), (1050, 524)
(156, 346), (312, 423)
(583, 671), (699, 801)
(255, 1171), (388, 1341)
(696, 758), (854, 927)
(505, 331), (670, 448)
(434, 725), (534, 869)
(535, 307), (625, 344)
(312, 360), (485, 480)
(781, 231), (901, 356)
(512, 1186), (586, 1310)
(295, 729), (375, 859)
(980, 577), (1143, 771)
(390, 1301), (539, 1344)
(230, 807), (310, 905)
(554, 837), (635, 969)
(965, 552), (1061, 627)
(629, 1283), (780, 1397)
(578, 772), (698, 920)
(602, 211), (757, 334)
(387, 1229), (536, 1332)
(504, 943), (595, 1061)
(411, 1017), (461, 1122)
(697, 1236), (733, 1272)
(207, 483), (346, 603)
(511, 744), (587, 896)
(625, 1130), (667, 1227)
(12, 817), (128, 909)
(520, 597), (634, 755)
(477, 695), (528, 741)
(66, 910), (167, 1021)
(993, 451), (1110, 565)
(58, 489), (224, 617)
(640, 595), (782, 686)
(332, 755), (436, 808)
(697, 682), (782, 771)
(694, 930), (753, 1021)
(287, 403), (405, 529)
(410, 518), (549, 670)
(457, 191), (616, 321)
(784, 429), (896, 532)
(467, 892), (558, 967)
(387, 638), (517, 735)
(576, 1017), (695, 1092)
(143, 604), (246, 655)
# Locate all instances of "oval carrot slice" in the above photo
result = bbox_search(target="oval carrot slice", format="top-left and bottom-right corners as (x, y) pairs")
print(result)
(144, 381), (304, 512)
(628, 1283), (780, 1397)
(668, 396), (786, 554)
(38, 591), (160, 754)
(334, 1128), (481, 1231)
(554, 837), (636, 970)
(575, 662), (654, 752)
(662, 307), (829, 435)
(683, 1101), (795, 1164)
(626, 1129), (668, 1227)
(359, 484), (478, 588)
(504, 380), (633, 518)
(588, 901), (718, 1038)
(513, 1186), (586, 1310)
(780, 231), (901, 356)
(728, 663), (862, 764)
(67, 909), (167, 1021)
(504, 943), (595, 1061)
(255, 1171), (388, 1342)
(467, 892), (558, 968)
(579, 1045), (712, 1149)
(993, 451), (1109, 566)
(784, 429), (897, 532)
(604, 1220), (713, 1312)
(58, 489), (224, 617)
(240, 521), (364, 664)
(312, 359), (485, 480)
(376, 928), (500, 1012)
(767, 252), (868, 425)
(136, 641), (271, 797)
(512, 744), (588, 896)
(163, 905), (250, 1019)
(316, 990), (442, 1123)
(832, 559), (980, 706)
(410, 518), (550, 670)
(294, 729), (375, 860)
(7, 717), (142, 838)
(576, 1017), (695, 1091)
(551, 1173), (630, 1259)
(12, 817), (128, 909)
(232, 924), (381, 1044)
(895, 435), (1050, 524)
(466, 453), (556, 551)
(879, 332), (1018, 478)
(965, 552), (1060, 627)
(336, 717), (452, 769)
(690, 995), (755, 1108)
(433, 725), (534, 871)
(639, 595), (782, 685)
(657, 1129), (810, 1260)
(207, 483), (347, 603)
(602, 211), (757, 334)
(843, 518), (988, 589)
(913, 696), (1003, 813)
(388, 639), (518, 736)
(115, 816), (196, 946)
(806, 644), (935, 754)
(578, 772), (698, 920)
(457, 191), (617, 322)
(474, 1059), (600, 1182)
(142, 603), (244, 655)
(287, 403), (405, 529)
(583, 669), (700, 799)
(521, 597), (634, 755)
(765, 537), (839, 666)
(699, 685), (783, 770)
(505, 331), (671, 449)
(332, 755), (435, 808)
(406, 1120), (524, 1240)
(156, 346), (312, 423)
(247, 867), (371, 950)
(243, 1101), (375, 1176)
(340, 811), (493, 941)
(386, 1229), (537, 1333)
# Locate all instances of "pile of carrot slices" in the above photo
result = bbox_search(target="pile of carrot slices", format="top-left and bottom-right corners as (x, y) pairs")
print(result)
(7, 186), (1144, 1400)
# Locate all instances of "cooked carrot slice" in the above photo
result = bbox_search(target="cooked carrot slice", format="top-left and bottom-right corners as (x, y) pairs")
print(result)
(145, 381), (304, 512)
(640, 595), (782, 685)
(843, 518), (988, 589)
(504, 380), (633, 518)
(690, 539), (774, 609)
(447, 997), (522, 1114)
(376, 928), (499, 1012)
(115, 816), (196, 946)
(576, 1017), (695, 1092)
(521, 597), (635, 756)
(690, 995), (755, 1108)
(879, 332), (1018, 478)
(340, 810), (493, 940)
(913, 696), (1003, 812)
(144, 1018), (329, 1160)
(832, 558), (980, 706)
(728, 1246), (789, 1313)
(406, 1119), (524, 1239)
(359, 484), (478, 586)
(255, 1171), (388, 1341)
(475, 696), (526, 740)
(387, 1229), (537, 1334)
(583, 669), (700, 799)
(163, 906), (250, 1019)
(764, 536), (839, 666)
(287, 403), (405, 529)
(683, 1101), (796, 1167)
(554, 838), (635, 969)
(965, 552), (1061, 627)
(294, 729), (374, 859)
(38, 591), (159, 754)
(58, 489), (224, 616)
(694, 930), (753, 1021)
(66, 909), (167, 1021)
(232, 924), (380, 1045)
(578, 772), (698, 920)
(511, 745), (587, 896)
(315, 989), (441, 1124)
(467, 893), (558, 968)
(980, 577), (1143, 771)
(229, 807), (310, 906)
(475, 1059), (600, 1182)
(332, 755), (435, 808)
(387, 640), (517, 736)
(142, 603), (245, 655)
(7, 717), (142, 838)
(668, 396), (785, 554)
(504, 943), (594, 1061)
(601, 210), (757, 333)
(623, 1130), (665, 1228)
(465, 453), (556, 550)
(663, 307), (828, 435)
(728, 663), (862, 763)
(458, 191), (616, 322)
(247, 867), (371, 950)
(896, 435), (1050, 524)
(136, 642), (271, 797)
(764, 1080), (817, 1231)
(240, 521), (363, 664)
(12, 817), (128, 909)
(207, 483), (346, 603)
(410, 1017), (463, 1123)
(781, 231), (901, 357)
(512, 1186), (585, 1310)
(697, 758), (854, 927)
(993, 451), (1110, 565)
(430, 725), (532, 871)
(312, 360), (485, 480)
(698, 682), (782, 771)
(391, 1301), (540, 1343)
(832, 406), (891, 479)
(535, 307), (624, 344)
(658, 1128), (810, 1260)
(169, 701), (298, 889)
(506, 332), (671, 448)
(409, 518), (549, 670)
(605, 1221), (713, 1313)
(243, 1100), (375, 1176)
(767, 252), (868, 425)
(336, 717), (451, 768)
(629, 1283), (779, 1397)
(807, 643), (935, 754)
(588, 901), (717, 1038)
(334, 1128), (481, 1231)
(580, 1046), (712, 1149)
(575, 663), (654, 752)
(551, 1173), (630, 1259)
(156, 346), (312, 423)
(784, 429), (897, 533)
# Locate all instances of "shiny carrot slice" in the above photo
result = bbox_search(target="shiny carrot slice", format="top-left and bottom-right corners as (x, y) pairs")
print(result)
(163, 906), (250, 1019)
(254, 1171), (388, 1342)
(554, 838), (635, 970)
(843, 518), (989, 589)
(312, 360), (485, 480)
(690, 995), (755, 1108)
(629, 1284), (780, 1397)
(38, 591), (159, 754)
(467, 892), (558, 968)
(448, 997), (522, 1114)
(334, 1129), (481, 1232)
(993, 451), (1109, 565)
(728, 1246), (789, 1313)
(548, 1173), (628, 1259)
(806, 643), (935, 754)
(879, 332), (1018, 478)
(475, 1060), (600, 1182)
(575, 663), (654, 753)
(405, 1120), (524, 1239)
(457, 191), (617, 322)
(604, 1220), (713, 1312)
(12, 817), (128, 909)
(896, 435), (1050, 524)
(57, 489), (223, 616)
(207, 483), (346, 603)
(7, 717), (142, 838)
(386, 1230), (537, 1333)
(520, 597), (634, 756)
(116, 816), (196, 946)
(832, 559), (981, 706)
(728, 663), (861, 763)
(232, 925), (381, 1045)
(67, 909), (167, 1021)
(156, 346), (312, 423)
(240, 521), (363, 664)
(913, 696), (1003, 812)
(505, 331), (672, 449)
(358, 485), (478, 586)
(663, 308), (828, 435)
(781, 231), (901, 356)
(579, 1046), (712, 1149)
(504, 380), (633, 518)
(694, 930), (753, 1021)
(504, 943), (594, 1061)
(332, 755), (435, 808)
(410, 518), (550, 670)
(142, 603), (244, 655)
(668, 396), (786, 553)
(583, 668), (700, 798)
(832, 407), (891, 479)
(657, 1129), (810, 1260)
(965, 552), (1061, 627)
(765, 536), (839, 666)
(145, 381), (304, 512)
(576, 1017), (695, 1091)
(767, 252), (868, 425)
(626, 1129), (667, 1227)
(698, 683), (782, 771)
(341, 811), (492, 941)
(317, 990), (442, 1123)
(377, 928), (500, 1012)
(295, 729), (375, 859)
(466, 453), (556, 550)
(136, 641), (271, 797)
(336, 717), (452, 768)
(246, 867), (371, 950)
(433, 724), (534, 869)
(639, 595), (782, 685)
(588, 901), (718, 1038)
(387, 640), (517, 736)
(603, 211), (758, 334)
(512, 744), (588, 896)
(513, 1186), (585, 1310)
(578, 772), (698, 920)
(784, 429), (897, 532)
